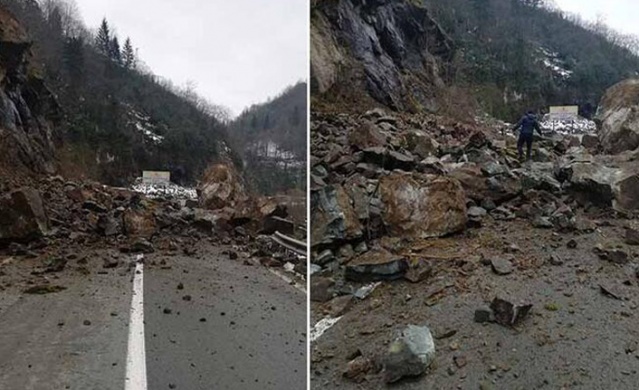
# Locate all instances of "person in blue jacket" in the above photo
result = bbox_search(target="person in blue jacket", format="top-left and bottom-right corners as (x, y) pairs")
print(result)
(511, 110), (542, 161)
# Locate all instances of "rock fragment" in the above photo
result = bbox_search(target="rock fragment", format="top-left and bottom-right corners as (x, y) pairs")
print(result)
(383, 325), (436, 383)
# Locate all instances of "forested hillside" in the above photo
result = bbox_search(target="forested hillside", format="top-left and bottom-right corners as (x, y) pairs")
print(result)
(312, 0), (639, 123)
(0, 0), (236, 186)
(230, 82), (307, 195)
(423, 0), (639, 120)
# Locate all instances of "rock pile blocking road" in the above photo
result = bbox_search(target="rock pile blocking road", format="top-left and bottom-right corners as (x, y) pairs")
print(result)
(311, 102), (639, 387)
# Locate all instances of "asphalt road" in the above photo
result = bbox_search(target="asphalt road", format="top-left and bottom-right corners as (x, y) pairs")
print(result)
(0, 263), (131, 390)
(0, 246), (307, 390)
(144, 250), (307, 390)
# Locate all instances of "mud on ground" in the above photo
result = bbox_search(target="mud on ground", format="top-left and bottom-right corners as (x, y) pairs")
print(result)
(312, 215), (639, 389)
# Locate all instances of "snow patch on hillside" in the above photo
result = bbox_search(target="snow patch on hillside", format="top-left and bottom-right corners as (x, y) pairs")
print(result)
(538, 47), (573, 79)
(128, 109), (165, 144)
(248, 140), (304, 168)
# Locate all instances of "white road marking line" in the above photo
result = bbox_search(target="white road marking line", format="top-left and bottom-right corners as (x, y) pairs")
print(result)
(266, 268), (307, 294)
(245, 257), (306, 294)
(125, 255), (147, 390)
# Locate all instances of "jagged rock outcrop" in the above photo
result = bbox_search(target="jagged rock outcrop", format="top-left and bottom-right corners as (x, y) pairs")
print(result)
(311, 0), (453, 111)
(596, 78), (639, 154)
(197, 163), (248, 210)
(0, 7), (60, 176)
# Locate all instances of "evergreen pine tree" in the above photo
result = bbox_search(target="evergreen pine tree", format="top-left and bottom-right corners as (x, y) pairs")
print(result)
(96, 18), (111, 56)
(123, 37), (136, 69)
(110, 36), (122, 64)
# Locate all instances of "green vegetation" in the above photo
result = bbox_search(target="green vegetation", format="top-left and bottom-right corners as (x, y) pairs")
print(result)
(544, 302), (560, 311)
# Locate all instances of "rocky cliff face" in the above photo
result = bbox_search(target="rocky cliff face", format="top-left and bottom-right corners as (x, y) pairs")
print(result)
(0, 7), (59, 178)
(311, 0), (453, 112)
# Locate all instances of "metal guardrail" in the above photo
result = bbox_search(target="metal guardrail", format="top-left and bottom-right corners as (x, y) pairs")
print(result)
(271, 231), (307, 257)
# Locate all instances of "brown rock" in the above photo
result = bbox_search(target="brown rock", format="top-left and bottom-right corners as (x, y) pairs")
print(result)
(311, 277), (334, 303)
(123, 208), (157, 238)
(490, 297), (532, 327)
(614, 172), (639, 212)
(625, 228), (639, 246)
(404, 130), (439, 159)
(0, 187), (50, 243)
(380, 173), (467, 239)
(593, 244), (629, 264)
(261, 216), (295, 235)
(596, 78), (639, 154)
(348, 121), (386, 150)
(449, 165), (487, 202)
(343, 356), (373, 383)
(198, 163), (247, 210)
(581, 134), (599, 149)
(326, 295), (354, 317)
(404, 259), (433, 283)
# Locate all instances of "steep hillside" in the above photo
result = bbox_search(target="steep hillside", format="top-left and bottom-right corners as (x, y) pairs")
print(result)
(230, 82), (307, 195)
(0, 0), (237, 186)
(312, 0), (639, 122)
(0, 5), (60, 183)
(425, 0), (639, 120)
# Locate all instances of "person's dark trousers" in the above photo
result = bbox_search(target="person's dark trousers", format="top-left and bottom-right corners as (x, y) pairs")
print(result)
(517, 132), (534, 161)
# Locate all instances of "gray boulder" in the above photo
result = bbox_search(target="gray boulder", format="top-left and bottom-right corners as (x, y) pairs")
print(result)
(383, 325), (436, 383)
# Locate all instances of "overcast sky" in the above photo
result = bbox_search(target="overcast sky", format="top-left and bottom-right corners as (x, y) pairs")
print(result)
(75, 0), (308, 116)
(553, 0), (639, 37)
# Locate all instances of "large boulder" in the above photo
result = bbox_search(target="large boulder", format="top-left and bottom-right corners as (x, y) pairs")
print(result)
(449, 165), (487, 202)
(564, 162), (618, 207)
(614, 169), (639, 212)
(383, 325), (436, 383)
(449, 164), (521, 204)
(348, 121), (386, 150)
(517, 164), (562, 195)
(0, 187), (50, 243)
(379, 172), (467, 238)
(311, 185), (363, 247)
(198, 163), (247, 210)
(403, 130), (439, 159)
(596, 78), (639, 154)
(123, 208), (157, 238)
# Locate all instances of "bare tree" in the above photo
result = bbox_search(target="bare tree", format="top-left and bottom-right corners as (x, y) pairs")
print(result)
(41, 0), (85, 38)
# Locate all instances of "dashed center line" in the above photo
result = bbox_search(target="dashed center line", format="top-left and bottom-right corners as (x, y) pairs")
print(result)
(125, 255), (147, 390)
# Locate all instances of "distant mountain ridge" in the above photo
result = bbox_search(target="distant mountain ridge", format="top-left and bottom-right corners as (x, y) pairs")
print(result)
(230, 82), (307, 195)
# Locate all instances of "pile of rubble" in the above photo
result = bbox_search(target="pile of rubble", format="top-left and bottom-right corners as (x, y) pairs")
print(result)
(0, 162), (306, 278)
(311, 107), (639, 278)
(310, 99), (639, 385)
